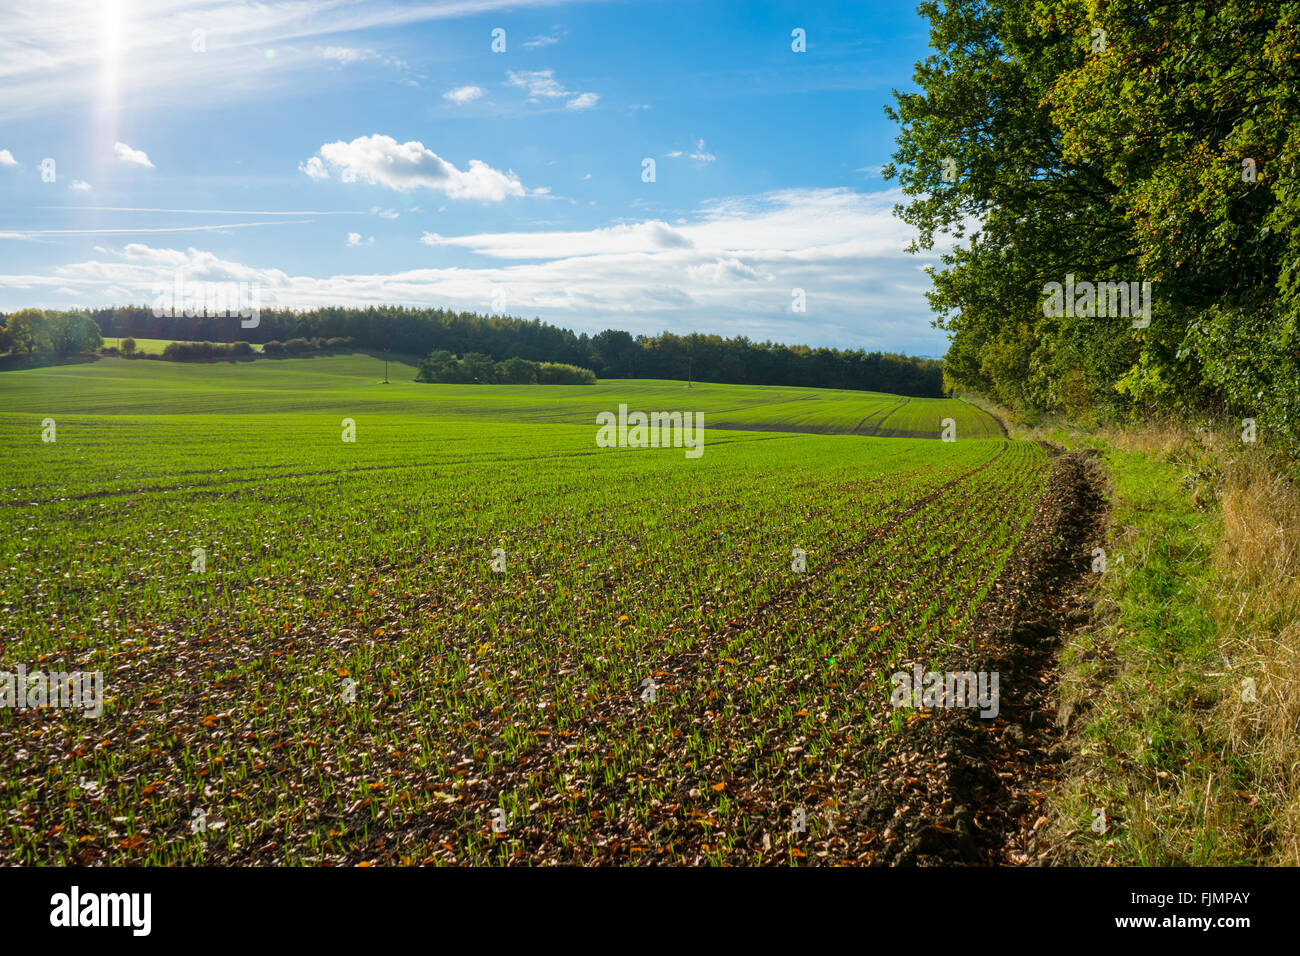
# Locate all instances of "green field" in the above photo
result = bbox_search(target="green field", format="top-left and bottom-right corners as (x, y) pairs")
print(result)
(0, 355), (1043, 864)
(0, 353), (1000, 439)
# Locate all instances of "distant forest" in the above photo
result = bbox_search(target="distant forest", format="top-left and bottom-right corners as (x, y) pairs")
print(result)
(62, 305), (946, 397)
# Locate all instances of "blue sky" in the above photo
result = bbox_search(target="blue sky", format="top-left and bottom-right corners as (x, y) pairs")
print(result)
(0, 0), (951, 355)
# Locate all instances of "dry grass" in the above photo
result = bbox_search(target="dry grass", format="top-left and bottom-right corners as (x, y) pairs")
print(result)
(1036, 419), (1300, 864)
(1216, 452), (1300, 864)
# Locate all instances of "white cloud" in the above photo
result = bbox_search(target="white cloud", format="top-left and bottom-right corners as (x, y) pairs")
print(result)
(421, 220), (695, 258)
(0, 149), (17, 166)
(114, 142), (154, 168)
(320, 46), (365, 64)
(346, 232), (374, 246)
(68, 180), (91, 191)
(506, 69), (567, 99)
(299, 156), (329, 181)
(443, 85), (483, 105)
(371, 207), (399, 219)
(522, 29), (567, 50)
(0, 189), (956, 354)
(505, 69), (598, 111)
(686, 257), (766, 282)
(689, 139), (716, 163)
(316, 46), (406, 69)
(666, 141), (716, 164)
(300, 134), (526, 201)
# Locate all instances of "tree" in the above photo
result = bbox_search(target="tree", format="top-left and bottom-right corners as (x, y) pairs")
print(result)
(498, 356), (539, 384)
(415, 349), (457, 383)
(887, 0), (1300, 443)
(460, 352), (497, 383)
(5, 308), (49, 356)
(885, 0), (1137, 412)
(46, 311), (103, 357)
(1041, 0), (1300, 438)
(121, 337), (137, 356)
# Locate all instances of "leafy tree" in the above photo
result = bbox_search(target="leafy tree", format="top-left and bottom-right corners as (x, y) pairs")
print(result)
(5, 308), (49, 356)
(415, 350), (458, 383)
(887, 0), (1300, 445)
(1041, 0), (1300, 439)
(886, 0), (1138, 413)
(460, 352), (497, 383)
(46, 311), (103, 357)
(498, 356), (539, 384)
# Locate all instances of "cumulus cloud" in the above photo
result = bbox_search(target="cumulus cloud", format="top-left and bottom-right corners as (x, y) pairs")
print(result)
(0, 149), (17, 166)
(299, 134), (526, 201)
(506, 69), (565, 98)
(114, 142), (154, 168)
(443, 85), (483, 105)
(346, 232), (374, 246)
(566, 92), (599, 110)
(299, 156), (328, 180)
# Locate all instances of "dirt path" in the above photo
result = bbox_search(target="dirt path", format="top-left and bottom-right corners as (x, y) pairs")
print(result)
(855, 445), (1106, 864)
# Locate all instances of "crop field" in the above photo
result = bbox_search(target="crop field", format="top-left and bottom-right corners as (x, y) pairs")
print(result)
(0, 354), (1001, 439)
(0, 356), (1046, 865)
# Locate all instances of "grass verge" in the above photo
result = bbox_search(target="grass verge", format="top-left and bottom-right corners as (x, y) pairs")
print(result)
(1017, 419), (1298, 865)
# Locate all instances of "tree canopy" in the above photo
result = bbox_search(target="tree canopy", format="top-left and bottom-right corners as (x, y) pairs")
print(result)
(887, 0), (1300, 440)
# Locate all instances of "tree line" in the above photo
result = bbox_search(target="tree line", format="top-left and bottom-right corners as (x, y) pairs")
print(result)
(0, 304), (945, 397)
(886, 0), (1300, 444)
(0, 309), (102, 362)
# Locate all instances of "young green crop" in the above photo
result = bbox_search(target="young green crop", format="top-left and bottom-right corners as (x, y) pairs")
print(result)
(0, 355), (1041, 865)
